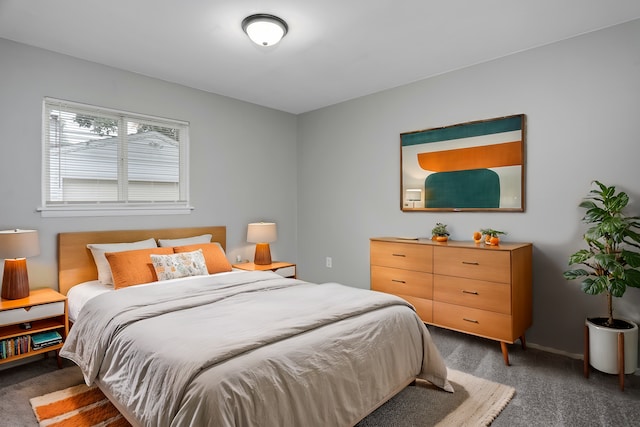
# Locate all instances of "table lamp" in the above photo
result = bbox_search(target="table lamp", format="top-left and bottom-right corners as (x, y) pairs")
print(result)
(247, 222), (277, 265)
(0, 229), (40, 300)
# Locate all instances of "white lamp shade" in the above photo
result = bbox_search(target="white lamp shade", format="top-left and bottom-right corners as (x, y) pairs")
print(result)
(242, 14), (288, 46)
(247, 222), (277, 243)
(0, 229), (40, 259)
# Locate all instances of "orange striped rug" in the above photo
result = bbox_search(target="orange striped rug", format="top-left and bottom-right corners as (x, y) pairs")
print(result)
(29, 383), (131, 427)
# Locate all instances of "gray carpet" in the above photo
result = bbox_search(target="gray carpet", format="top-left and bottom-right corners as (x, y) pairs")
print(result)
(1, 326), (638, 426)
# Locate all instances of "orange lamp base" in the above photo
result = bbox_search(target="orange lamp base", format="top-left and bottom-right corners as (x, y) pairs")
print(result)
(253, 243), (272, 265)
(1, 258), (30, 300)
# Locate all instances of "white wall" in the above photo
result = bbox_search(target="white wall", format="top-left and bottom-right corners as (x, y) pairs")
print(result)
(297, 19), (640, 358)
(0, 38), (299, 286)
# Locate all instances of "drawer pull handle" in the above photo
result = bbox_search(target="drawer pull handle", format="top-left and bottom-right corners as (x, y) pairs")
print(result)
(462, 261), (479, 265)
(462, 290), (479, 295)
(392, 253), (406, 257)
(463, 318), (479, 324)
(392, 279), (406, 284)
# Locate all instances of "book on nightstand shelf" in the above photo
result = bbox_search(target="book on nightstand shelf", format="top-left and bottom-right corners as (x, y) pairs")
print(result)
(0, 335), (31, 359)
(30, 331), (63, 350)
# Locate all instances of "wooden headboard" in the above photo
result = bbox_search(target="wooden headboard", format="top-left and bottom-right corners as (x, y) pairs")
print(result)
(58, 226), (226, 296)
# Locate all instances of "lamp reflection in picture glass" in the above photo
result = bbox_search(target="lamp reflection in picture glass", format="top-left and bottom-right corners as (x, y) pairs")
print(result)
(0, 229), (40, 300)
(405, 188), (423, 208)
(247, 222), (277, 265)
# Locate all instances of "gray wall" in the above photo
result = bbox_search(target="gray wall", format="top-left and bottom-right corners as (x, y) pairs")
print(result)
(297, 19), (640, 358)
(0, 38), (299, 286)
(1, 18), (639, 361)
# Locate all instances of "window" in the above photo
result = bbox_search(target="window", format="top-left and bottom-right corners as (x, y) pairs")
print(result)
(40, 98), (191, 216)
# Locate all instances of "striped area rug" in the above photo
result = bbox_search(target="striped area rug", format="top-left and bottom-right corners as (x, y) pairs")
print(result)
(30, 369), (515, 426)
(29, 384), (130, 427)
(436, 369), (515, 426)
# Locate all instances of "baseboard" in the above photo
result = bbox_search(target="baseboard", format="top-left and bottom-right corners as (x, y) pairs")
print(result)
(527, 342), (640, 376)
(527, 342), (583, 360)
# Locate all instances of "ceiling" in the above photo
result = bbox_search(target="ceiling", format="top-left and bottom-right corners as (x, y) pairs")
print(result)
(1, 1), (640, 114)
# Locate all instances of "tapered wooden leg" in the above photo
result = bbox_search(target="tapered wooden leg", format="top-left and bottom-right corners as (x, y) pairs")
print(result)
(520, 335), (527, 350)
(618, 332), (625, 392)
(584, 324), (590, 378)
(500, 342), (510, 366)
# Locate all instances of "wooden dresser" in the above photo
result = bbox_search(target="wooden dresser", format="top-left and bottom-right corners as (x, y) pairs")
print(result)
(370, 237), (532, 365)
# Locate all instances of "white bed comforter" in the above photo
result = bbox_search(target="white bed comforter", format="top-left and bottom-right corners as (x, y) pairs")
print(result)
(61, 271), (451, 427)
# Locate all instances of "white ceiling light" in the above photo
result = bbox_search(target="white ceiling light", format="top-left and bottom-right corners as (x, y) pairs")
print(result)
(242, 14), (288, 47)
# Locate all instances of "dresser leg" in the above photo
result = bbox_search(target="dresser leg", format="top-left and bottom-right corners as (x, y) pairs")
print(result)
(500, 342), (510, 366)
(520, 334), (527, 350)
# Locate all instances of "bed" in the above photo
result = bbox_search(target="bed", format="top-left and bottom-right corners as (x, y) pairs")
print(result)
(58, 226), (452, 427)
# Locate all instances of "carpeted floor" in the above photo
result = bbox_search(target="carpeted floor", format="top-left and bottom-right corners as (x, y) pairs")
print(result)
(430, 327), (639, 426)
(1, 325), (638, 426)
(29, 368), (513, 427)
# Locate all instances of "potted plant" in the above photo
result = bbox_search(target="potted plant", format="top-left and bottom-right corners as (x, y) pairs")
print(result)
(563, 180), (640, 377)
(431, 223), (450, 242)
(479, 228), (507, 245)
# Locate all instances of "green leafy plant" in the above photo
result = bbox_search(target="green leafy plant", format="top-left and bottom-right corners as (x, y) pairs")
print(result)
(563, 180), (640, 327)
(431, 222), (450, 237)
(479, 228), (507, 238)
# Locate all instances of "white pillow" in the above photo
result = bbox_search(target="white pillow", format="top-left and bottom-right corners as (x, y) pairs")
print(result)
(157, 234), (212, 247)
(150, 250), (209, 281)
(87, 238), (158, 285)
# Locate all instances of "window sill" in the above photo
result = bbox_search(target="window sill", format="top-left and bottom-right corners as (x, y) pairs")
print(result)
(37, 205), (194, 218)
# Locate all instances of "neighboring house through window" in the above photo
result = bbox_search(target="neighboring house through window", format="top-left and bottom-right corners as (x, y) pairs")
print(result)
(40, 98), (191, 216)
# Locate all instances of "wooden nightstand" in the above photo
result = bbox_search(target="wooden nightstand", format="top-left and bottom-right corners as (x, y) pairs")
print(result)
(0, 288), (68, 368)
(233, 261), (297, 278)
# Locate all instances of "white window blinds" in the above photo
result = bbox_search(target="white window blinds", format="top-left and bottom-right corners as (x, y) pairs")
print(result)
(41, 98), (191, 216)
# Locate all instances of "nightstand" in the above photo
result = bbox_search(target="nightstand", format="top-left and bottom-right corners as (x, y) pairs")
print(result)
(233, 261), (297, 278)
(0, 288), (68, 368)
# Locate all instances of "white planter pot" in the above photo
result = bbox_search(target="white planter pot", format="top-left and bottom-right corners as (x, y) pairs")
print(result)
(586, 318), (638, 375)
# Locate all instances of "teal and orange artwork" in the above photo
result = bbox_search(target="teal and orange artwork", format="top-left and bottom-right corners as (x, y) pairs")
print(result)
(401, 114), (525, 211)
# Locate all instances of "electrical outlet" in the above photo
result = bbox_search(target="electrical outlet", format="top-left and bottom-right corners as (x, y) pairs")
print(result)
(326, 257), (332, 268)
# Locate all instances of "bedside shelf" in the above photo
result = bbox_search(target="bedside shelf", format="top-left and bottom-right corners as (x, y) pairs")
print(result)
(233, 261), (297, 279)
(0, 288), (68, 368)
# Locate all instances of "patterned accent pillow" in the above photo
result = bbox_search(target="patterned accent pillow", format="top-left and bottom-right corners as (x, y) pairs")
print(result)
(150, 249), (209, 281)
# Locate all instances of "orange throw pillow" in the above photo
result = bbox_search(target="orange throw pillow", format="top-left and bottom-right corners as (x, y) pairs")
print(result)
(173, 243), (232, 274)
(105, 247), (174, 289)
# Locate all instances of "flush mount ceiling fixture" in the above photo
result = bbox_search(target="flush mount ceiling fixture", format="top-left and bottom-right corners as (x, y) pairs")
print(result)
(242, 14), (288, 47)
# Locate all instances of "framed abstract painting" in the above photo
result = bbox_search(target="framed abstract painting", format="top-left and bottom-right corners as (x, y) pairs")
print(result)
(400, 114), (526, 212)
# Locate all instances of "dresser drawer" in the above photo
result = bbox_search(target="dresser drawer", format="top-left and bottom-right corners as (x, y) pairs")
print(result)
(0, 301), (65, 326)
(434, 247), (511, 283)
(434, 275), (511, 314)
(371, 241), (432, 272)
(433, 301), (513, 342)
(403, 295), (433, 323)
(371, 265), (433, 299)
